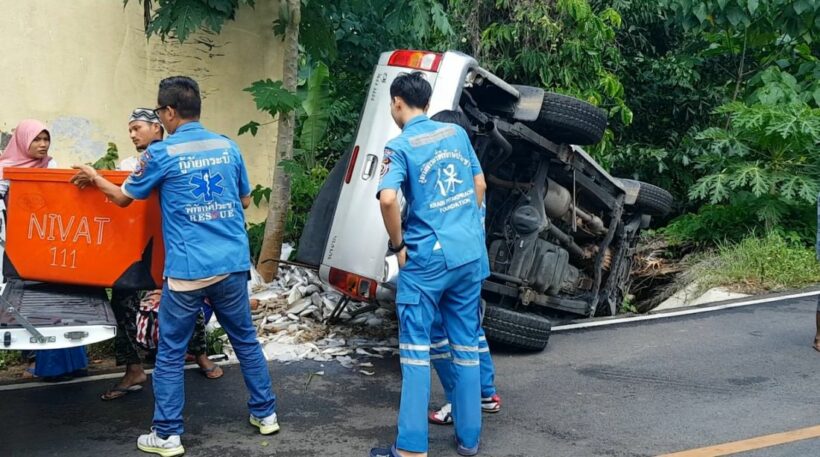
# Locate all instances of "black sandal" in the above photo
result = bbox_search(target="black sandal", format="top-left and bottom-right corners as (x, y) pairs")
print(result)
(100, 384), (143, 401)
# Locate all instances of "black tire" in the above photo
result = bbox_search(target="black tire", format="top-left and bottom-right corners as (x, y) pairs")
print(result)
(527, 92), (607, 145)
(622, 179), (674, 216)
(482, 305), (552, 352)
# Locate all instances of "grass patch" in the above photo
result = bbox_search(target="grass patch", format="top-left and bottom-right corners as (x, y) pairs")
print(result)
(0, 341), (115, 371)
(86, 339), (116, 362)
(0, 351), (22, 371)
(693, 232), (820, 294)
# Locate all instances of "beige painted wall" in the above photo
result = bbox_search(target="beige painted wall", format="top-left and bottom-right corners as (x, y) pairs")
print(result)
(0, 0), (282, 221)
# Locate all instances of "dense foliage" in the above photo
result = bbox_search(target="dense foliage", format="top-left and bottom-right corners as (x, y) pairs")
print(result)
(610, 0), (819, 245)
(243, 0), (456, 242)
(126, 0), (820, 250)
(443, 0), (631, 160)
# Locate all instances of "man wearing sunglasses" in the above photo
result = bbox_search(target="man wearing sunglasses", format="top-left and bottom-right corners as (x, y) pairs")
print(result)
(71, 76), (278, 457)
(100, 107), (224, 402)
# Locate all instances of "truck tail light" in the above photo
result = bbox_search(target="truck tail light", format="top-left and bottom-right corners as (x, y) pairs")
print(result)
(344, 146), (360, 184)
(388, 50), (443, 72)
(328, 267), (377, 302)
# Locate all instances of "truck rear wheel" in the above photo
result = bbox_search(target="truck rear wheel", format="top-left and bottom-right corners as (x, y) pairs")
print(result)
(526, 92), (607, 146)
(483, 305), (552, 351)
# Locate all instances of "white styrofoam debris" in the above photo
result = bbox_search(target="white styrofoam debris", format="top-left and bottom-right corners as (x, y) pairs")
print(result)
(280, 243), (294, 261)
(215, 265), (398, 368)
(251, 290), (280, 301)
(287, 298), (312, 315)
(287, 287), (303, 305)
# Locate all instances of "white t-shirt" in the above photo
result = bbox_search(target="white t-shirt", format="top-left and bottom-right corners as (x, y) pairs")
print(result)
(118, 156), (139, 172)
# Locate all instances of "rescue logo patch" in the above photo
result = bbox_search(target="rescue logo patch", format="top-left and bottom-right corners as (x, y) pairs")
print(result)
(435, 163), (463, 197)
(132, 161), (145, 177)
(380, 153), (391, 177)
(190, 169), (224, 202)
(132, 151), (151, 178)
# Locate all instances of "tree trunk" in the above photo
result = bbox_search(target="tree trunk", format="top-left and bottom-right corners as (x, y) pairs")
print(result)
(142, 0), (153, 31)
(256, 0), (301, 282)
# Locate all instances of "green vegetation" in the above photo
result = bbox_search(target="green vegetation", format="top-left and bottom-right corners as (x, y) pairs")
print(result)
(86, 339), (116, 361)
(90, 142), (120, 170)
(445, 0), (630, 160)
(662, 199), (815, 247)
(619, 296), (639, 314)
(610, 0), (819, 246)
(0, 351), (21, 371)
(126, 0), (820, 294)
(206, 327), (227, 356)
(693, 232), (820, 293)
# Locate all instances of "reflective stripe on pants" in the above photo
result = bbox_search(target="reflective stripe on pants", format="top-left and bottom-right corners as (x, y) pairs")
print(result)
(432, 312), (497, 401)
(395, 251), (482, 453)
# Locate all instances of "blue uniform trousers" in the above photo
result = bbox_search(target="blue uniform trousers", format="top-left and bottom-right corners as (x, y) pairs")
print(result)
(431, 317), (496, 401)
(396, 250), (483, 452)
(152, 272), (276, 437)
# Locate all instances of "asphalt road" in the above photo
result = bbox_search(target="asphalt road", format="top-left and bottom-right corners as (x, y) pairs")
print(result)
(1, 294), (819, 457)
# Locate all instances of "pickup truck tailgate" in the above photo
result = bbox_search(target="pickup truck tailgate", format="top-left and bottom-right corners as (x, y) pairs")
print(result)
(0, 280), (116, 350)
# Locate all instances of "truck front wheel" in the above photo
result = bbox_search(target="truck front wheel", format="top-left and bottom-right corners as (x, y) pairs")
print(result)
(482, 304), (552, 351)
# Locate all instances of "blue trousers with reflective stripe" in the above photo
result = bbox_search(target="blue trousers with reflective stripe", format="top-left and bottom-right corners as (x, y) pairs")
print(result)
(152, 272), (276, 436)
(396, 250), (482, 453)
(431, 318), (496, 400)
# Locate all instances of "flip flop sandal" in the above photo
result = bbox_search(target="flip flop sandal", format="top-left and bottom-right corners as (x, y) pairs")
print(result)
(100, 384), (143, 401)
(200, 365), (224, 379)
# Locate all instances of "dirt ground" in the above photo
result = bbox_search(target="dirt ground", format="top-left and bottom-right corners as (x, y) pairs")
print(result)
(0, 355), (119, 385)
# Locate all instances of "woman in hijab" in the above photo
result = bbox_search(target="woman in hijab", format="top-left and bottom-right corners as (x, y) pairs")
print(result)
(0, 119), (88, 381)
(0, 119), (57, 196)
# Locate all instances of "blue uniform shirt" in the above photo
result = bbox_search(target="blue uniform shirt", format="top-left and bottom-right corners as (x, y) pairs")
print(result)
(378, 115), (486, 270)
(122, 121), (252, 280)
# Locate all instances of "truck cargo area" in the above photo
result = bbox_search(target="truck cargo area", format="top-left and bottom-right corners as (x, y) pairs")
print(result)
(0, 280), (116, 350)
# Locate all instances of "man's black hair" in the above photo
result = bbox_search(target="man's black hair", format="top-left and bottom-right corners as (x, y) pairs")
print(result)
(431, 110), (475, 141)
(158, 76), (201, 119)
(390, 72), (432, 109)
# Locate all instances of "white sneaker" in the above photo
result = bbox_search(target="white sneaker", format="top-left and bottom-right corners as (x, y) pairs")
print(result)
(430, 395), (501, 425)
(250, 412), (280, 435)
(481, 394), (502, 413)
(429, 403), (454, 425)
(137, 429), (184, 457)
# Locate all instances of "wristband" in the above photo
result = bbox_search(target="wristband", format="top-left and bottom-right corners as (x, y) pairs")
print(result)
(388, 239), (406, 253)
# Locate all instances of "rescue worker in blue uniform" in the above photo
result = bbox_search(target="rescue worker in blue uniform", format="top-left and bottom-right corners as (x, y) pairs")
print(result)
(370, 72), (489, 457)
(426, 111), (500, 427)
(71, 76), (278, 457)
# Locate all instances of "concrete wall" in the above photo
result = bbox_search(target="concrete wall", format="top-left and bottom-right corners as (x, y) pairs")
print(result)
(0, 1), (282, 221)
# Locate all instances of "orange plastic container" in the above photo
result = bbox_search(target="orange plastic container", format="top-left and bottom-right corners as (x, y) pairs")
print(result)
(4, 168), (164, 289)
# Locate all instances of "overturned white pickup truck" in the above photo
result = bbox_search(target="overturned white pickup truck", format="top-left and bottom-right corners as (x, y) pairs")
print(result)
(297, 50), (673, 351)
